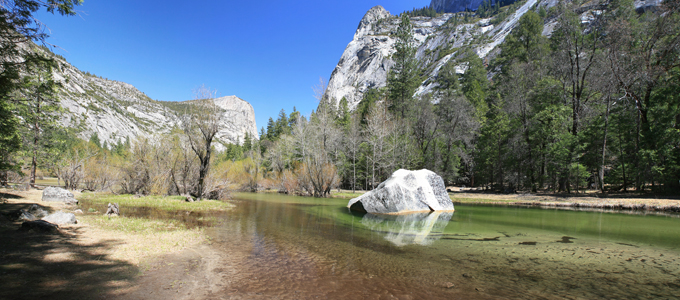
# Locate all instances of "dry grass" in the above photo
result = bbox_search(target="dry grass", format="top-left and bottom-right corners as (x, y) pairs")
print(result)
(78, 193), (233, 212)
(329, 190), (367, 199)
(75, 215), (204, 266)
(0, 188), (231, 268)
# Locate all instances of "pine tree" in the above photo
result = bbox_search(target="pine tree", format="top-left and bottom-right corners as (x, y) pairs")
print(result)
(17, 54), (63, 186)
(0, 0), (82, 176)
(387, 15), (420, 119)
(89, 132), (101, 148)
(336, 97), (350, 128)
(265, 117), (275, 140)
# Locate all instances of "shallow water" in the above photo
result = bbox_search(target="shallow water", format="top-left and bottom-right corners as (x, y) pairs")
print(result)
(200, 193), (680, 299)
(105, 193), (680, 299)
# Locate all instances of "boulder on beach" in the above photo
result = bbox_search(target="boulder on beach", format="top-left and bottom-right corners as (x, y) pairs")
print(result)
(42, 187), (78, 204)
(42, 212), (77, 225)
(348, 169), (454, 214)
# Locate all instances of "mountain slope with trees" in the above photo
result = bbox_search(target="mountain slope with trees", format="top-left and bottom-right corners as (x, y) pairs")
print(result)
(257, 0), (678, 196)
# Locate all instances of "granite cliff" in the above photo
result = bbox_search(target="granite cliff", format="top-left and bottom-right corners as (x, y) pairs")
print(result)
(325, 1), (542, 109)
(47, 52), (258, 149)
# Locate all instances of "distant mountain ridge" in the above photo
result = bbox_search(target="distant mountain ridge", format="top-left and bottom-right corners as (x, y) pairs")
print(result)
(45, 51), (259, 148)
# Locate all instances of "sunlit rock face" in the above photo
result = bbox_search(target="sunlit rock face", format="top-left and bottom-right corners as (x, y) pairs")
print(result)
(361, 211), (453, 246)
(348, 169), (454, 214)
(324, 1), (544, 111)
(212, 96), (258, 147)
(44, 49), (258, 149)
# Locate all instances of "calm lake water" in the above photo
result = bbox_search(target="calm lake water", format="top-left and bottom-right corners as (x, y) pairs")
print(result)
(203, 193), (680, 299)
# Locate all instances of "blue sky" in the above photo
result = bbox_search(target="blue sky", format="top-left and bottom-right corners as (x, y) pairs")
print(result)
(37, 0), (430, 131)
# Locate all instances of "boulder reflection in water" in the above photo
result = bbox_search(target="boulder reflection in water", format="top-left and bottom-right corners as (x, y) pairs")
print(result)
(361, 211), (453, 246)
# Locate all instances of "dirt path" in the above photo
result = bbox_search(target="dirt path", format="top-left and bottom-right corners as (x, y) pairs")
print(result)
(0, 189), (241, 300)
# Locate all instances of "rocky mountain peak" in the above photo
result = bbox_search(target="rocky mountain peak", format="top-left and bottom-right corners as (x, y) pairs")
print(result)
(356, 6), (392, 37)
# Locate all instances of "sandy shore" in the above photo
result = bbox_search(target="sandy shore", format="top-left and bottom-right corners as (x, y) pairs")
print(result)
(447, 189), (680, 212)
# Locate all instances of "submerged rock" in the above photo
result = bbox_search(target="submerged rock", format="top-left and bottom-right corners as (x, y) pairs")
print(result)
(42, 187), (78, 204)
(42, 212), (77, 225)
(348, 169), (454, 214)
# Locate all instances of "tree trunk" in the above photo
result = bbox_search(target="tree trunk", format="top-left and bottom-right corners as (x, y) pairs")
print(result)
(197, 141), (212, 200)
(618, 127), (628, 191)
(352, 153), (356, 193)
(600, 96), (611, 193)
(30, 100), (41, 187)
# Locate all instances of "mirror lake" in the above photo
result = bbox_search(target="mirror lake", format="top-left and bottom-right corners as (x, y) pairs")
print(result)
(123, 192), (680, 299)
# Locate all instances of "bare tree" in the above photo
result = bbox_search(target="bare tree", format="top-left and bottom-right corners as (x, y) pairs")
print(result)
(551, 7), (602, 191)
(57, 146), (97, 190)
(287, 78), (343, 197)
(291, 113), (309, 160)
(435, 89), (479, 185)
(266, 134), (295, 192)
(365, 101), (394, 189)
(604, 1), (680, 190)
(411, 95), (439, 170)
(345, 114), (363, 193)
(181, 85), (222, 200)
(168, 133), (198, 196)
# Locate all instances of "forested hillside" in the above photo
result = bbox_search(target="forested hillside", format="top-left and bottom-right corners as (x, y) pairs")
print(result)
(252, 0), (679, 196)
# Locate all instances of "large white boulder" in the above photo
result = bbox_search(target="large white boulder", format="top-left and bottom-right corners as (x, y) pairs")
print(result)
(348, 169), (454, 214)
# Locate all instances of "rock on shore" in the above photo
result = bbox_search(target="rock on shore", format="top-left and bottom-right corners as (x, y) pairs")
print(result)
(42, 187), (78, 204)
(42, 212), (77, 225)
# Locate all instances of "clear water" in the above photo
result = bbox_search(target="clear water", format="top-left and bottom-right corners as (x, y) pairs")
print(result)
(205, 193), (680, 299)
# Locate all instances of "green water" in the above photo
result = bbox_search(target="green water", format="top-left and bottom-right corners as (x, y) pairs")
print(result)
(206, 193), (680, 299)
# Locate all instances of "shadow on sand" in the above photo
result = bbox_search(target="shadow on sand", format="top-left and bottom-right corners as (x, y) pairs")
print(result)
(0, 197), (138, 300)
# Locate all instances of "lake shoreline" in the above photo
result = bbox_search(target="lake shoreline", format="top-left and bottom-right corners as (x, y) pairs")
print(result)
(319, 188), (680, 213)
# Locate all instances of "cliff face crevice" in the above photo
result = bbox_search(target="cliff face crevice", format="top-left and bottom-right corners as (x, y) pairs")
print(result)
(48, 53), (258, 149)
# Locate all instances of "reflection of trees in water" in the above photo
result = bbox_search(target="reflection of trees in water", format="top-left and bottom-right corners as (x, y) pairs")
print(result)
(361, 211), (453, 246)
